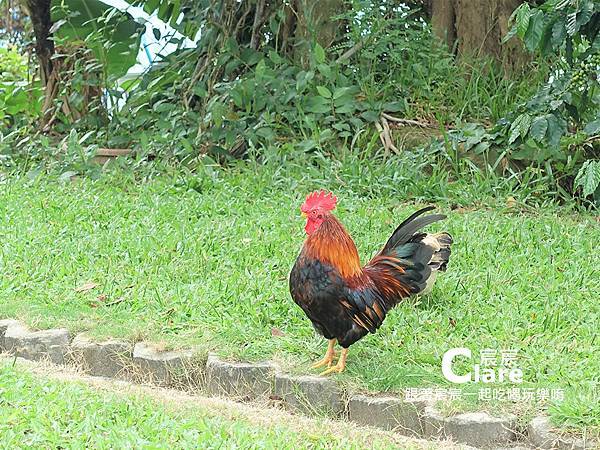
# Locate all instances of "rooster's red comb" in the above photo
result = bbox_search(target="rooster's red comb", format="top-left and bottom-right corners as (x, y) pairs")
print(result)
(301, 190), (337, 213)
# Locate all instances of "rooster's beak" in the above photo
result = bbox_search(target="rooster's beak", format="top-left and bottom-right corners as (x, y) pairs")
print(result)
(301, 212), (307, 218)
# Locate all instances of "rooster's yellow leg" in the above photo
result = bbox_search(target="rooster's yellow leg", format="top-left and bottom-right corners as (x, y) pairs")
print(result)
(311, 339), (337, 369)
(319, 347), (348, 376)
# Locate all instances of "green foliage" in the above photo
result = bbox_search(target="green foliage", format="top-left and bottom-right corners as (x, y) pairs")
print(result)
(507, 0), (599, 142)
(0, 46), (27, 79)
(108, 1), (541, 164)
(111, 4), (422, 159)
(198, 45), (388, 153)
(39, 43), (110, 134)
(336, 2), (543, 125)
(51, 0), (144, 79)
(507, 0), (599, 58)
(126, 0), (200, 38)
(0, 47), (41, 126)
(574, 159), (600, 198)
(446, 0), (600, 205)
(6, 0), (593, 208)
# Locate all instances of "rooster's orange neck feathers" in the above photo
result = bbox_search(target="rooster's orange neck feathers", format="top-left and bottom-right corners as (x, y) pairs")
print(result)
(304, 214), (362, 278)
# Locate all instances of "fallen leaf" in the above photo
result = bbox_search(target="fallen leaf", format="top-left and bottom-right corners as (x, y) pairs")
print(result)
(75, 282), (97, 293)
(448, 317), (457, 327)
(506, 196), (517, 208)
(271, 327), (285, 337)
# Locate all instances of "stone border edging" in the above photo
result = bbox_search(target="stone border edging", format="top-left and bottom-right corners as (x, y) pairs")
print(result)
(528, 416), (594, 450)
(0, 319), (596, 450)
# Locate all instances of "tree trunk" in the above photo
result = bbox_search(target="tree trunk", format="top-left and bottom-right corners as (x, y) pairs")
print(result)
(430, 0), (528, 71)
(431, 0), (456, 49)
(293, 0), (345, 64)
(23, 0), (54, 84)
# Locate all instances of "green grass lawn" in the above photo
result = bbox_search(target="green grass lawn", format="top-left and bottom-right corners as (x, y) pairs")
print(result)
(0, 362), (425, 449)
(0, 160), (598, 432)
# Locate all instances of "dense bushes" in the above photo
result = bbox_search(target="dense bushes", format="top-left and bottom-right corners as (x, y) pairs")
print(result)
(0, 0), (598, 206)
(0, 47), (40, 127)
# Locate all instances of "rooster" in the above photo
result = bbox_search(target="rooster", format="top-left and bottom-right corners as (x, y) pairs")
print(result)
(289, 191), (452, 375)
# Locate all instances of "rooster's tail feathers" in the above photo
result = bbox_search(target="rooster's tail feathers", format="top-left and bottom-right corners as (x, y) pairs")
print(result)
(370, 208), (452, 300)
(422, 232), (453, 272)
(381, 206), (446, 255)
(418, 231), (453, 295)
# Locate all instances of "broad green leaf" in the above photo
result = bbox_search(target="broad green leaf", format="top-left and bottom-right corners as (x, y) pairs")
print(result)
(297, 139), (317, 152)
(332, 122), (350, 132)
(316, 86), (332, 99)
(530, 116), (548, 141)
(545, 113), (567, 148)
(157, 0), (174, 22)
(509, 113), (532, 144)
(519, 113), (532, 137)
(472, 141), (491, 154)
(574, 160), (600, 197)
(59, 170), (78, 182)
(584, 118), (600, 135)
(142, 0), (160, 14)
(51, 0), (143, 78)
(348, 117), (364, 129)
(509, 121), (521, 145)
(515, 3), (531, 39)
(335, 103), (355, 114)
(229, 89), (244, 108)
(267, 50), (283, 64)
(305, 95), (330, 113)
(524, 10), (545, 51)
(168, 0), (181, 28)
(551, 20), (566, 49)
(241, 48), (262, 66)
(332, 87), (350, 100)
(255, 127), (275, 140)
(383, 101), (405, 113)
(539, 22), (554, 55)
(317, 63), (331, 78)
(503, 25), (518, 43)
(575, 1), (594, 31)
(255, 59), (267, 77)
(314, 43), (326, 64)
(360, 110), (380, 122)
(333, 93), (354, 108)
